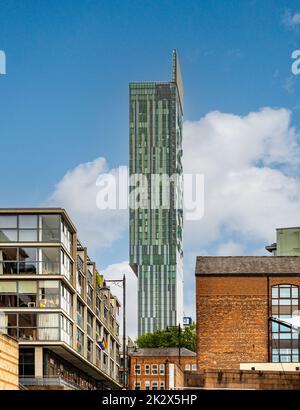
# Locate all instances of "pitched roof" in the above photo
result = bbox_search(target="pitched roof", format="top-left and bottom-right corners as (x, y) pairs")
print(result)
(195, 256), (300, 276)
(129, 347), (196, 357)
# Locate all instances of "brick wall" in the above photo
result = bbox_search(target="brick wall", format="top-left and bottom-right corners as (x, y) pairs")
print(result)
(186, 369), (300, 390)
(128, 355), (196, 390)
(196, 276), (269, 370)
(0, 333), (18, 390)
(196, 275), (300, 371)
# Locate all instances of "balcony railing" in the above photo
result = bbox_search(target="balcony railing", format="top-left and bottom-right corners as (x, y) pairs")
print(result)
(20, 376), (80, 390)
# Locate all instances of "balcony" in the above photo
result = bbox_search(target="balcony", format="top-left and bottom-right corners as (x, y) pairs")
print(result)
(20, 376), (80, 390)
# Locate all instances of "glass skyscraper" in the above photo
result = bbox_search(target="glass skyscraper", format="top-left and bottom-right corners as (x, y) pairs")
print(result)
(129, 50), (184, 336)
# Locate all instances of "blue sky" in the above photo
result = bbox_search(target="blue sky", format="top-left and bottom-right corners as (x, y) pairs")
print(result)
(1, 0), (300, 334)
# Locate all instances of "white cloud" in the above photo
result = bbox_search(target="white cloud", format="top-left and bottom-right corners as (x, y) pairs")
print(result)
(183, 107), (300, 249)
(45, 107), (300, 336)
(102, 261), (137, 340)
(216, 241), (245, 256)
(47, 157), (128, 251)
(182, 107), (300, 324)
(284, 75), (296, 94)
(282, 10), (300, 29)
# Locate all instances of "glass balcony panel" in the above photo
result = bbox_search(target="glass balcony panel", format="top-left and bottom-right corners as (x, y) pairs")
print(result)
(0, 230), (18, 242)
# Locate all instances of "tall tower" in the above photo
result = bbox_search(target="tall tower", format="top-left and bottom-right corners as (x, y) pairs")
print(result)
(129, 50), (184, 336)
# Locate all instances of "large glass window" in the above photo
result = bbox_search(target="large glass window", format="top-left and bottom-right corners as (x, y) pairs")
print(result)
(61, 220), (72, 253)
(18, 281), (37, 307)
(61, 283), (72, 315)
(271, 284), (299, 363)
(41, 215), (60, 242)
(19, 348), (35, 377)
(0, 247), (61, 276)
(38, 280), (59, 308)
(0, 280), (59, 309)
(76, 329), (84, 354)
(0, 312), (66, 342)
(37, 313), (60, 340)
(0, 214), (61, 243)
(77, 300), (84, 328)
(87, 312), (93, 337)
(0, 248), (18, 274)
(0, 281), (17, 307)
(19, 248), (38, 274)
(61, 250), (72, 281)
(61, 315), (73, 346)
(42, 248), (60, 275)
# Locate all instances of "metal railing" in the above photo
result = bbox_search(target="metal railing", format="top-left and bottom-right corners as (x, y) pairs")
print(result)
(20, 376), (80, 390)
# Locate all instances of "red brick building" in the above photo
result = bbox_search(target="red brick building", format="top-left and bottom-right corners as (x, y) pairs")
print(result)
(128, 347), (197, 390)
(196, 256), (300, 372)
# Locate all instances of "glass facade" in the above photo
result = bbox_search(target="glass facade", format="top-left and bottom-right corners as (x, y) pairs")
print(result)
(0, 211), (120, 388)
(129, 51), (184, 335)
(271, 284), (299, 362)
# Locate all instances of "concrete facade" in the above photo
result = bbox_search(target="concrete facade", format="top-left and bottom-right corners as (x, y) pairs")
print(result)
(0, 333), (18, 390)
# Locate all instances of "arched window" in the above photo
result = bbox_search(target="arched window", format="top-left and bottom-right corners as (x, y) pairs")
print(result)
(271, 284), (299, 363)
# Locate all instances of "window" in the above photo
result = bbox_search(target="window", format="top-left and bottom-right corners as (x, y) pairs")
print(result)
(61, 283), (72, 315)
(192, 364), (197, 371)
(37, 313), (59, 340)
(185, 363), (191, 371)
(160, 381), (165, 390)
(135, 381), (141, 390)
(151, 364), (158, 375)
(152, 381), (158, 390)
(41, 215), (60, 242)
(87, 312), (93, 337)
(145, 364), (150, 375)
(61, 251), (72, 281)
(271, 284), (299, 363)
(38, 280), (59, 308)
(96, 322), (101, 341)
(87, 339), (93, 362)
(77, 270), (84, 296)
(96, 297), (101, 317)
(145, 380), (150, 390)
(159, 363), (165, 375)
(77, 329), (84, 354)
(77, 300), (84, 328)
(87, 284), (93, 308)
(18, 281), (37, 307)
(134, 364), (141, 375)
(19, 348), (35, 377)
(0, 281), (17, 307)
(41, 248), (60, 275)
(61, 316), (73, 345)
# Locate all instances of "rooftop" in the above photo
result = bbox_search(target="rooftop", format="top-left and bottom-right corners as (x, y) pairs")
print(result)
(195, 256), (300, 276)
(129, 347), (196, 357)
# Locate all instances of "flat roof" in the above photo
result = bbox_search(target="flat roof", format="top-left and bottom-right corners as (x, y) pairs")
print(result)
(196, 256), (300, 276)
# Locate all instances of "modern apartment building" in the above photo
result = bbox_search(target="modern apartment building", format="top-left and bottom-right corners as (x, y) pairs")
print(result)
(129, 50), (184, 335)
(266, 227), (300, 256)
(0, 208), (121, 390)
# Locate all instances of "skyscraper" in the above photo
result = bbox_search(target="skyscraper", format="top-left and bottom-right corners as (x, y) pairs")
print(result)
(129, 50), (184, 336)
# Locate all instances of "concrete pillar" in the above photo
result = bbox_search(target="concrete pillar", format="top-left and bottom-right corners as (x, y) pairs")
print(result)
(34, 347), (43, 378)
